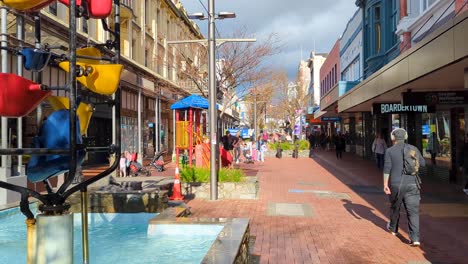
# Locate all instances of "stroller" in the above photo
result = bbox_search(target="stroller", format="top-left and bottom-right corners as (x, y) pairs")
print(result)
(147, 150), (166, 172)
(128, 152), (150, 176)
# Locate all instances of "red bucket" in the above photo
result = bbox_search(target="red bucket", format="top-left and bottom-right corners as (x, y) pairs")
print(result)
(59, 0), (112, 18)
(0, 73), (51, 117)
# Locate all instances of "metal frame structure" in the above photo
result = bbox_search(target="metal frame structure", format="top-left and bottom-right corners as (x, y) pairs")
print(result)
(0, 0), (122, 262)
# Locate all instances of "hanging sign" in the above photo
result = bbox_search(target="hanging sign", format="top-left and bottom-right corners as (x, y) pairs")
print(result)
(321, 116), (342, 122)
(372, 103), (435, 114)
(402, 91), (468, 105)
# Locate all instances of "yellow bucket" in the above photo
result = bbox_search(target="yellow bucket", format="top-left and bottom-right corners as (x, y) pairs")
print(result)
(47, 96), (94, 135)
(59, 62), (123, 95)
(2, 0), (53, 11)
(77, 47), (102, 64)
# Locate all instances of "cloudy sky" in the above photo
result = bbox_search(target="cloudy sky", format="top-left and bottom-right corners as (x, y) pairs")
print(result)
(179, 0), (359, 80)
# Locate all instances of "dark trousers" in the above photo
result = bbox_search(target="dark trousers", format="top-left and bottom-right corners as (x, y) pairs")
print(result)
(376, 153), (384, 169)
(388, 183), (420, 242)
(336, 149), (342, 159)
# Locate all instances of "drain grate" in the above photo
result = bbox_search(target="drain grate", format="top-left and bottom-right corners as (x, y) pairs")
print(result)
(289, 189), (350, 199)
(297, 181), (326, 186)
(267, 202), (314, 217)
(314, 192), (350, 199)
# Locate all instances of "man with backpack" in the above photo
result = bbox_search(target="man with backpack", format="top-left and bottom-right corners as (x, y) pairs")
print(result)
(383, 128), (425, 247)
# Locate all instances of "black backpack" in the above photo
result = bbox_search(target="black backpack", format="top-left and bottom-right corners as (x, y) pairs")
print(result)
(402, 144), (420, 176)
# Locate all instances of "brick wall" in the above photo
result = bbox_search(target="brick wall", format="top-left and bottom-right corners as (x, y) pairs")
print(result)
(319, 39), (341, 98)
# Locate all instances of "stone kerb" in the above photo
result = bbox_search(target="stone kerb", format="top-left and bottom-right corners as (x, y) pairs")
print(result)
(264, 149), (310, 158)
(182, 177), (258, 200)
(67, 189), (169, 213)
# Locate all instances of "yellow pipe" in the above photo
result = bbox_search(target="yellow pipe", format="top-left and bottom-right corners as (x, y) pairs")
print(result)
(81, 190), (89, 264)
(26, 218), (36, 264)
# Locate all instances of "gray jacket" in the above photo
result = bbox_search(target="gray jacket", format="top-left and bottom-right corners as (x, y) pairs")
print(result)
(383, 142), (426, 186)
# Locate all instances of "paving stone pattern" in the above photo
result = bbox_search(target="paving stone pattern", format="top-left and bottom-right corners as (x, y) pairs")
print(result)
(186, 150), (468, 264)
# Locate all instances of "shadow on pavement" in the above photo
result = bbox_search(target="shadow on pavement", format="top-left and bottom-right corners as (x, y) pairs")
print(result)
(313, 150), (468, 264)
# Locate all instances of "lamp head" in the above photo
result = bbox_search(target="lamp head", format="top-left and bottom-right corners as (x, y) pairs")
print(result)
(218, 12), (236, 19)
(188, 13), (206, 20)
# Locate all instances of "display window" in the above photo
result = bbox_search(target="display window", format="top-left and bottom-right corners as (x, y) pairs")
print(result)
(421, 112), (451, 167)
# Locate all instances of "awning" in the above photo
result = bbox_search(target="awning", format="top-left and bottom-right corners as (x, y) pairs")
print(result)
(314, 110), (327, 119)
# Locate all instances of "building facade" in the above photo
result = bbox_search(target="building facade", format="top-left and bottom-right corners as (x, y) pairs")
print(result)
(338, 0), (468, 183)
(0, 0), (207, 204)
(306, 52), (327, 113)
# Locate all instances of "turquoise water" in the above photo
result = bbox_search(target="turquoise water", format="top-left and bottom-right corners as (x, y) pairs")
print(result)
(0, 206), (224, 264)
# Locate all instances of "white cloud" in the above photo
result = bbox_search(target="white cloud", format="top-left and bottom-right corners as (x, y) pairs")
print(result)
(179, 0), (358, 80)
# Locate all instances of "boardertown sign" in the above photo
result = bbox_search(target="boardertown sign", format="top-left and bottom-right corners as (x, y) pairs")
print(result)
(373, 103), (435, 114)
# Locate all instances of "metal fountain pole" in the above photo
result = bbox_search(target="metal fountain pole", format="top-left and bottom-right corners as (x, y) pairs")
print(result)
(0, 5), (9, 180)
(16, 15), (24, 178)
(15, 13), (35, 264)
(208, 0), (218, 200)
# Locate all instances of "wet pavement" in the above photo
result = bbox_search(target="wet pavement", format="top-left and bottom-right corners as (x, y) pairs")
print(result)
(182, 149), (468, 264)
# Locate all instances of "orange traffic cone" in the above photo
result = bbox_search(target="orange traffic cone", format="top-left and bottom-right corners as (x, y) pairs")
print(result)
(169, 167), (184, 201)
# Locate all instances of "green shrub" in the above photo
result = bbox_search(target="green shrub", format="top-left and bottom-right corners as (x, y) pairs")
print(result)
(268, 139), (310, 151)
(296, 139), (310, 150)
(180, 166), (245, 183)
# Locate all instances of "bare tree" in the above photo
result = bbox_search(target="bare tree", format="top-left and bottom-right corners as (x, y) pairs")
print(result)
(158, 28), (282, 118)
(275, 70), (309, 136)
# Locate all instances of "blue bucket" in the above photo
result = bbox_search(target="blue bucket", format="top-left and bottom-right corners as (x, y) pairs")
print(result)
(27, 109), (86, 182)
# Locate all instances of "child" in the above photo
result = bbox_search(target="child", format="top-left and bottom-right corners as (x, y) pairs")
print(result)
(119, 153), (127, 177)
(244, 149), (254, 164)
(260, 141), (267, 162)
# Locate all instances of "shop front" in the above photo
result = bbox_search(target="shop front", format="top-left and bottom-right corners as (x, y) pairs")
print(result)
(402, 91), (468, 183)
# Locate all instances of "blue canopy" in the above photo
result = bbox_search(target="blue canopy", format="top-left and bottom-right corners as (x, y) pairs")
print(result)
(170, 94), (209, 110)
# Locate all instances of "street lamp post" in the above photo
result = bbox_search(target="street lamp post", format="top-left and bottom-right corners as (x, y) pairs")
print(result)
(187, 1), (246, 200)
(207, 0), (218, 200)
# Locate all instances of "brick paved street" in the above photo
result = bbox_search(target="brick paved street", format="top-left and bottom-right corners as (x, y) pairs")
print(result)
(186, 150), (468, 264)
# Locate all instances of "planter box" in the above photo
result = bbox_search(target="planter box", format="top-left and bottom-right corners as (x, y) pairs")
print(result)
(182, 177), (258, 200)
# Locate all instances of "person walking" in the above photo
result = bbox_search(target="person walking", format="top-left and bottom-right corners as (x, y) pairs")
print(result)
(372, 133), (387, 170)
(233, 131), (242, 164)
(463, 133), (468, 195)
(427, 132), (439, 165)
(383, 128), (425, 247)
(334, 133), (345, 159)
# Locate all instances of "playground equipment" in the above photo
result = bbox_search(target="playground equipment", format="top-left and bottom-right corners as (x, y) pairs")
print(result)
(170, 94), (209, 167)
(0, 1), (123, 263)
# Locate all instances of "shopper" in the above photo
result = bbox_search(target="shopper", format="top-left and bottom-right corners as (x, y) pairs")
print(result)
(383, 128), (425, 247)
(463, 133), (468, 195)
(426, 132), (439, 165)
(372, 133), (387, 170)
(233, 131), (242, 164)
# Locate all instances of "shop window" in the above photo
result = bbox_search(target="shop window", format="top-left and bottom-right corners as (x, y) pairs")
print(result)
(49, 2), (57, 16)
(390, 0), (398, 46)
(391, 114), (400, 130)
(121, 117), (138, 153)
(421, 112), (451, 167)
(421, 0), (437, 12)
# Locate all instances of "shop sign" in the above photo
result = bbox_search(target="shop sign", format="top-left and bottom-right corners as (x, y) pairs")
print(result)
(373, 103), (435, 114)
(309, 118), (322, 124)
(321, 116), (342, 122)
(402, 91), (468, 105)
